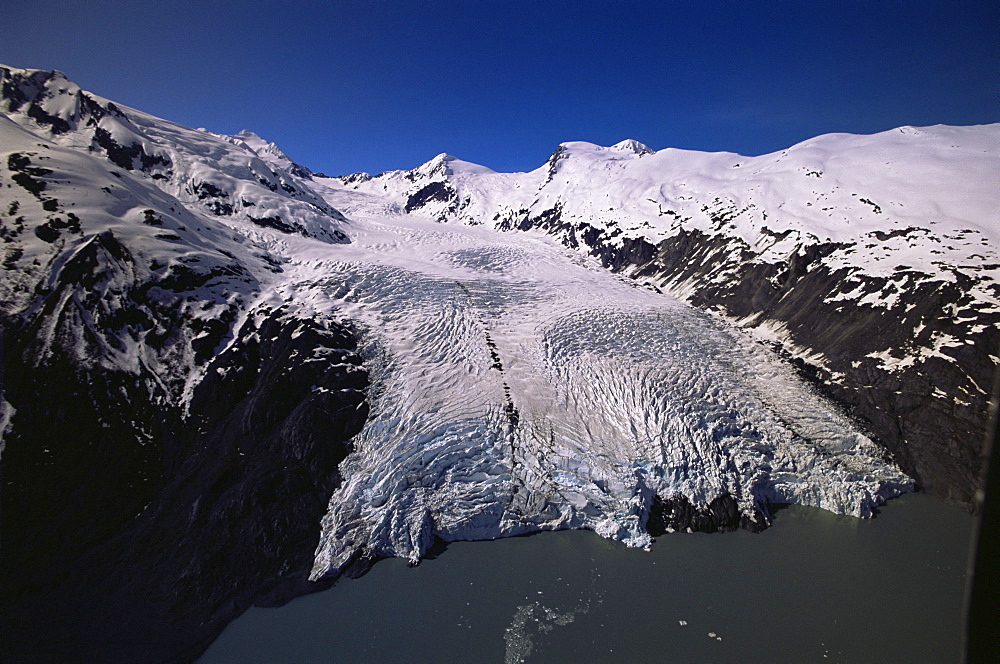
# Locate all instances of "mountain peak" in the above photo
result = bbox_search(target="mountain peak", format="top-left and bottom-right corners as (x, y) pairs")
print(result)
(229, 129), (313, 178)
(231, 129), (285, 158)
(611, 139), (654, 155)
(415, 152), (495, 178)
(233, 129), (265, 143)
(1, 65), (87, 134)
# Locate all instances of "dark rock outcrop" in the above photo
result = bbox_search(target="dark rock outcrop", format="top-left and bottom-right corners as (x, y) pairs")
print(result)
(647, 493), (770, 535)
(1, 293), (368, 664)
(405, 180), (456, 214)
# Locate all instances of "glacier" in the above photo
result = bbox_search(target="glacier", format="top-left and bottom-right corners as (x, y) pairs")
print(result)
(273, 207), (912, 580)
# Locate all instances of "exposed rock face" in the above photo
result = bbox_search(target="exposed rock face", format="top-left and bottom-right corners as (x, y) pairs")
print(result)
(1, 308), (368, 663)
(647, 493), (754, 535)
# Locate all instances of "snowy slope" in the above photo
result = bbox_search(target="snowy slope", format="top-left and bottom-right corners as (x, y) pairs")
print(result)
(0, 65), (360, 395)
(335, 125), (998, 303)
(1, 66), (368, 662)
(1, 67), (350, 248)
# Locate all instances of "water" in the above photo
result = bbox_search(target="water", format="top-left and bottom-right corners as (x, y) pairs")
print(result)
(200, 492), (974, 663)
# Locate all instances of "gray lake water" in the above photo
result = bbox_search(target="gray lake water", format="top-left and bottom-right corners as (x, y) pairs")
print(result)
(200, 493), (974, 663)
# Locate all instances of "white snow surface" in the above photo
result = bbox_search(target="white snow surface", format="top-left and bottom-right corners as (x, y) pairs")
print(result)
(328, 123), (1000, 311)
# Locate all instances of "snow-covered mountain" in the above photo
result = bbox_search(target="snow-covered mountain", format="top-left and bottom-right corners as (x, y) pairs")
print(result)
(0, 66), (367, 662)
(327, 124), (1000, 507)
(1, 65), (995, 662)
(227, 128), (318, 179)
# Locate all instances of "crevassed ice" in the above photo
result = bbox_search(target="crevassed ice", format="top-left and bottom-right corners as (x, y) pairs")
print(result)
(304, 217), (911, 581)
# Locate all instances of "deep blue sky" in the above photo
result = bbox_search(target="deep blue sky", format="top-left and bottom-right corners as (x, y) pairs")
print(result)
(2, 1), (997, 175)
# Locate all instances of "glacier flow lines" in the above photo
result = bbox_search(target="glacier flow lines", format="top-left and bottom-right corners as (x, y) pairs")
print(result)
(293, 211), (911, 580)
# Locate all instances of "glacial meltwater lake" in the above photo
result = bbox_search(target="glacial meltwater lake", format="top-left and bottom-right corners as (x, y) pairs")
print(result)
(199, 493), (975, 663)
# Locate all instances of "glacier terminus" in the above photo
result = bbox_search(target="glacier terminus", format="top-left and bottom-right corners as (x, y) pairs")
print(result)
(296, 198), (912, 579)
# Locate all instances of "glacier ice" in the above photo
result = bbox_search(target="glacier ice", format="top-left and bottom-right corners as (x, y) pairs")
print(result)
(304, 211), (912, 580)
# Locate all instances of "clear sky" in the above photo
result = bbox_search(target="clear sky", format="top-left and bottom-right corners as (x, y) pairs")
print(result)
(2, 1), (997, 176)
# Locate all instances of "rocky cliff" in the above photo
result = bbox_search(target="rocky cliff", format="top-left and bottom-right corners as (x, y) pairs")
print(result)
(0, 66), (366, 663)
